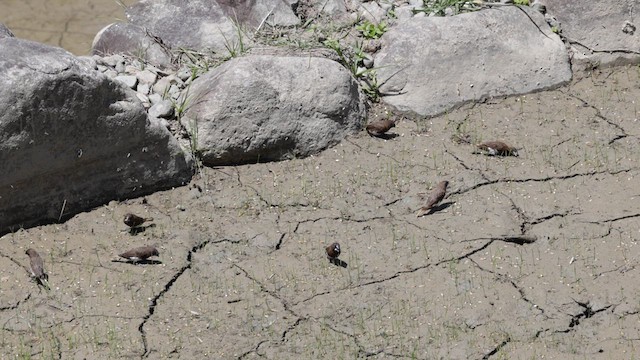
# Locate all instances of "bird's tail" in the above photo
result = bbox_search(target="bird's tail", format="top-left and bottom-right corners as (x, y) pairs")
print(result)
(38, 277), (51, 291)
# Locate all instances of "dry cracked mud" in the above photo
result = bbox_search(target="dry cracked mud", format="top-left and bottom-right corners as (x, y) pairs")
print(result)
(1, 66), (640, 359)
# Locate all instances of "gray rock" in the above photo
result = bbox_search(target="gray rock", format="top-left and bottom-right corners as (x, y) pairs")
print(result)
(531, 1), (546, 14)
(0, 23), (15, 38)
(0, 38), (192, 232)
(362, 53), (374, 68)
(115, 75), (138, 89)
(181, 55), (366, 165)
(358, 2), (386, 23)
(136, 69), (158, 85)
(394, 6), (415, 20)
(298, 0), (349, 19)
(137, 83), (150, 95)
(136, 92), (150, 104)
(148, 93), (164, 104)
(125, 0), (299, 53)
(92, 22), (173, 69)
(115, 60), (126, 74)
(77, 56), (98, 70)
(153, 75), (184, 96)
(101, 54), (124, 67)
(177, 67), (192, 81)
(148, 100), (175, 118)
(104, 69), (118, 78)
(124, 65), (141, 74)
(375, 7), (571, 116)
(545, 0), (640, 69)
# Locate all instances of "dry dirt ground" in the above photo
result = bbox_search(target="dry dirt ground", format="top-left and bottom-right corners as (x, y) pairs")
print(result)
(2, 66), (640, 359)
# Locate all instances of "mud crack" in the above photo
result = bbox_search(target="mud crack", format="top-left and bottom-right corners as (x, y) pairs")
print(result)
(232, 264), (307, 358)
(454, 168), (632, 198)
(567, 300), (613, 329)
(138, 237), (235, 358)
(563, 92), (629, 144)
(481, 335), (511, 360)
(0, 294), (31, 312)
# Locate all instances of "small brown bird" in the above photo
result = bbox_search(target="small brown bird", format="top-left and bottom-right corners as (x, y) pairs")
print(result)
(325, 242), (341, 260)
(119, 246), (159, 263)
(476, 141), (518, 156)
(416, 180), (449, 217)
(366, 119), (395, 137)
(26, 248), (49, 289)
(124, 213), (153, 228)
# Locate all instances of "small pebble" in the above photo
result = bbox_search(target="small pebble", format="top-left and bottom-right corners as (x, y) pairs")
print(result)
(148, 100), (175, 119)
(137, 83), (150, 95)
(176, 67), (192, 81)
(115, 75), (137, 89)
(137, 69), (158, 85)
(148, 93), (163, 104)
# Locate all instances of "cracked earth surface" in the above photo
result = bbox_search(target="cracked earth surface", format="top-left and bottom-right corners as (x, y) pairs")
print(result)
(2, 66), (640, 359)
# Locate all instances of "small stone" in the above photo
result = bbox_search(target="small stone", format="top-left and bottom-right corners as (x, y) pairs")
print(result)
(168, 84), (181, 100)
(176, 205), (186, 211)
(136, 92), (150, 103)
(148, 93), (163, 104)
(622, 21), (636, 35)
(153, 75), (183, 96)
(131, 59), (143, 69)
(362, 40), (382, 53)
(531, 2), (546, 14)
(115, 60), (126, 74)
(379, 2), (392, 12)
(362, 54), (374, 68)
(394, 6), (414, 20)
(77, 56), (97, 70)
(177, 67), (192, 81)
(114, 75), (138, 89)
(148, 100), (174, 119)
(97, 64), (108, 72)
(125, 65), (140, 75)
(104, 69), (118, 78)
(137, 69), (158, 85)
(102, 54), (124, 67)
(137, 83), (150, 95)
(154, 117), (170, 130)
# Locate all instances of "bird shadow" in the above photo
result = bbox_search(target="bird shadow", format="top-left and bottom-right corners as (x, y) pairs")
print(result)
(472, 150), (519, 157)
(370, 133), (399, 140)
(417, 201), (455, 216)
(110, 259), (163, 265)
(329, 258), (348, 268)
(128, 224), (156, 236)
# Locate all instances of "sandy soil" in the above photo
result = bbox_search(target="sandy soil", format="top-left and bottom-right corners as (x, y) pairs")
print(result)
(1, 66), (639, 359)
(0, 0), (137, 55)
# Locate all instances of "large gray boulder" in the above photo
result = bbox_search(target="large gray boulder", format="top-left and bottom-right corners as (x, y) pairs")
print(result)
(0, 38), (193, 232)
(123, 0), (299, 53)
(93, 0), (301, 65)
(545, 0), (640, 69)
(375, 6), (572, 116)
(92, 22), (174, 69)
(181, 55), (366, 165)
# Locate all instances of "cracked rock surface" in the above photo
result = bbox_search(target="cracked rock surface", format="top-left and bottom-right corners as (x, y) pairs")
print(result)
(1, 66), (640, 358)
